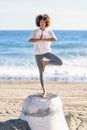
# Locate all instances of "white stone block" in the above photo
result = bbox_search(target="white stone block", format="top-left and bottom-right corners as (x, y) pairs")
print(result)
(20, 93), (69, 130)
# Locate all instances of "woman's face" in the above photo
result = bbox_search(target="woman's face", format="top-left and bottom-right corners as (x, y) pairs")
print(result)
(40, 19), (46, 29)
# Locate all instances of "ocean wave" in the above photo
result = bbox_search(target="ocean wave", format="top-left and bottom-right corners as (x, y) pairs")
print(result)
(0, 58), (87, 82)
(0, 30), (87, 82)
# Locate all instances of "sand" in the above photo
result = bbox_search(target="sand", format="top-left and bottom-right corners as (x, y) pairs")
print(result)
(0, 81), (87, 130)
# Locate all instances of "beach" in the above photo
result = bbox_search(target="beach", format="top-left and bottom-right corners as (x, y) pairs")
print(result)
(0, 30), (87, 129)
(0, 81), (87, 130)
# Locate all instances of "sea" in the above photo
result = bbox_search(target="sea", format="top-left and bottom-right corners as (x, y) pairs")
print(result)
(0, 30), (87, 82)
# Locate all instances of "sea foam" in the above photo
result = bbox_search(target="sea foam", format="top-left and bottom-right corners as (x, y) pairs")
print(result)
(0, 57), (87, 82)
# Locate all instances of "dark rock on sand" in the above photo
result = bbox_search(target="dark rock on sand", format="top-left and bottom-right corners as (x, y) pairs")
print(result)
(0, 118), (31, 130)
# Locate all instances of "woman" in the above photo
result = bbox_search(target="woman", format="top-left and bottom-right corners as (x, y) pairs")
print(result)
(28, 14), (63, 97)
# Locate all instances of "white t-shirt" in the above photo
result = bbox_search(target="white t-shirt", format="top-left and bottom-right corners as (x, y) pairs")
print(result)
(29, 28), (57, 55)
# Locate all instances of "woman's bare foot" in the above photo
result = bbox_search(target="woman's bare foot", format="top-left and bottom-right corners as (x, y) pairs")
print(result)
(42, 86), (47, 97)
(42, 61), (49, 72)
(42, 91), (47, 98)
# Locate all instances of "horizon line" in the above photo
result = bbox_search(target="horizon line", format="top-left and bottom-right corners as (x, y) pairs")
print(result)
(0, 29), (87, 31)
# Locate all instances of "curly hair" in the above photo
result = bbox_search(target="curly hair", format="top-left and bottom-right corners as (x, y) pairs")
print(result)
(35, 14), (51, 27)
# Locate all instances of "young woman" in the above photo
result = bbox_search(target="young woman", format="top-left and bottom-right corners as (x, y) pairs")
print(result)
(28, 14), (63, 97)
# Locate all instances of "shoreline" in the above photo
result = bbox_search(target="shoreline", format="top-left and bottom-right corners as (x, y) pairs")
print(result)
(0, 79), (87, 83)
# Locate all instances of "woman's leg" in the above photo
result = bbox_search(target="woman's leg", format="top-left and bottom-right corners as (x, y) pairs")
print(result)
(35, 55), (47, 96)
(44, 52), (63, 65)
(41, 53), (63, 71)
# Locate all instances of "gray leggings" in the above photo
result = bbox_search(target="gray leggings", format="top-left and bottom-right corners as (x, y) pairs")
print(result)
(35, 52), (63, 88)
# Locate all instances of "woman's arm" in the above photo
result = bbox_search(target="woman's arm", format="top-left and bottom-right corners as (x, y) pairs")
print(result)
(28, 30), (57, 42)
(28, 38), (41, 42)
(43, 37), (56, 42)
(28, 37), (56, 42)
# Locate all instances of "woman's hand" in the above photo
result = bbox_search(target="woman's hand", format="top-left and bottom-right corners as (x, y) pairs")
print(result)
(40, 31), (44, 40)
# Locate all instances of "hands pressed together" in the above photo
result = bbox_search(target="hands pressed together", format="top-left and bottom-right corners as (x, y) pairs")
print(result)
(40, 31), (44, 40)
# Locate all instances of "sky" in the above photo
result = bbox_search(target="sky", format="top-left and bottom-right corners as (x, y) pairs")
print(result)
(0, 0), (87, 30)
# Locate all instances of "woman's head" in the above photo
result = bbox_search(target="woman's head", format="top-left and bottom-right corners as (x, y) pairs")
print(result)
(35, 14), (51, 28)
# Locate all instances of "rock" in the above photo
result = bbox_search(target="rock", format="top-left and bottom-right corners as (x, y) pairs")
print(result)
(0, 118), (31, 130)
(20, 93), (68, 130)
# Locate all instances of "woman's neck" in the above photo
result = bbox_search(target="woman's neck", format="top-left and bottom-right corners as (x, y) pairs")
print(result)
(40, 28), (46, 31)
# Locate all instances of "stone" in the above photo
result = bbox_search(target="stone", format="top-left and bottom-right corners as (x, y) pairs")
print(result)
(0, 118), (31, 130)
(20, 93), (69, 130)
